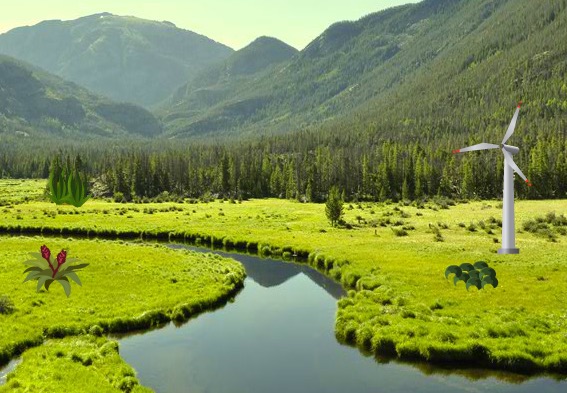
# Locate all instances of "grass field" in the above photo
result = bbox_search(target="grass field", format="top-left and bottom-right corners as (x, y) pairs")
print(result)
(1, 179), (567, 384)
(0, 181), (247, 392)
(1, 335), (153, 393)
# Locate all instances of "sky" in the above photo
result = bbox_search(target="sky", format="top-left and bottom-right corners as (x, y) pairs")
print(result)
(0, 0), (420, 50)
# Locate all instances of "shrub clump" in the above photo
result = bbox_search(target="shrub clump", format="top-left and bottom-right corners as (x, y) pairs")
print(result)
(523, 211), (567, 242)
(391, 228), (408, 237)
(0, 295), (15, 315)
(89, 325), (104, 337)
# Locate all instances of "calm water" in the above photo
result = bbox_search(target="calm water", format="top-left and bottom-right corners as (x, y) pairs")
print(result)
(114, 245), (567, 393)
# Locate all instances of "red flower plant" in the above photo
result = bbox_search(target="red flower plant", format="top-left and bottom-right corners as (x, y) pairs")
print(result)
(23, 245), (88, 297)
(57, 250), (67, 266)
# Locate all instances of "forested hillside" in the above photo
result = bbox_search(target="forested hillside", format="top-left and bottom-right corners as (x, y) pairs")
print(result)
(163, 36), (298, 135)
(163, 0), (567, 140)
(1, 0), (566, 203)
(0, 13), (233, 107)
(0, 55), (162, 139)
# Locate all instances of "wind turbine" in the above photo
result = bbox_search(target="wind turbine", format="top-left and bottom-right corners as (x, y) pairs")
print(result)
(452, 102), (531, 254)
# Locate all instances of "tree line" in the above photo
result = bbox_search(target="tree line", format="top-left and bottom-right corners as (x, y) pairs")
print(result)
(1, 123), (565, 202)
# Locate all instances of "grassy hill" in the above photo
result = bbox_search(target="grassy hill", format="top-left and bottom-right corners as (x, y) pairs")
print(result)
(0, 13), (233, 107)
(0, 55), (162, 139)
(161, 0), (567, 139)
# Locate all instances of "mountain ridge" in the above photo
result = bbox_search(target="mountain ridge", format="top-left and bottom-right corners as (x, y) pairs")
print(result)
(0, 13), (234, 107)
(161, 0), (567, 141)
(0, 54), (162, 139)
(163, 35), (298, 133)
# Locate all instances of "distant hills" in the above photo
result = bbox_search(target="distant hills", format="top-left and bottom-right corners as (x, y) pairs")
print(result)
(0, 55), (162, 138)
(161, 0), (567, 139)
(1, 0), (566, 142)
(0, 13), (233, 107)
(163, 36), (298, 135)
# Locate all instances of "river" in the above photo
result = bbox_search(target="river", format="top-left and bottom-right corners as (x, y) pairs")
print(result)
(1, 241), (566, 392)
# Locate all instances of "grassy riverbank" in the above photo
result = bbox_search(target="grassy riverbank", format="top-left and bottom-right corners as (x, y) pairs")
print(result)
(1, 335), (153, 393)
(1, 179), (566, 376)
(0, 198), (246, 393)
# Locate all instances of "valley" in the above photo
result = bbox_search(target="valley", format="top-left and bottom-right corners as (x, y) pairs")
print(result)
(1, 0), (567, 391)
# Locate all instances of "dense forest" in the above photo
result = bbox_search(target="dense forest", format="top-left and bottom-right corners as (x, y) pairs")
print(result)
(1, 114), (565, 203)
(1, 0), (566, 202)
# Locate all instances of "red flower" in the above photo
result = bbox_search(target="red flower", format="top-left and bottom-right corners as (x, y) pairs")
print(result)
(41, 245), (51, 261)
(56, 250), (67, 266)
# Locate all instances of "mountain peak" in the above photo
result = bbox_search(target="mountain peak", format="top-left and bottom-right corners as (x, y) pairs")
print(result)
(0, 13), (233, 107)
(228, 36), (298, 75)
(249, 36), (295, 48)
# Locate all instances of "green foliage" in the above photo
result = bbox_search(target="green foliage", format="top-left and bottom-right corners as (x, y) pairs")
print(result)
(162, 0), (567, 150)
(47, 158), (90, 208)
(523, 212), (567, 241)
(325, 186), (344, 226)
(445, 261), (498, 291)
(1, 234), (246, 388)
(2, 181), (567, 375)
(22, 247), (88, 297)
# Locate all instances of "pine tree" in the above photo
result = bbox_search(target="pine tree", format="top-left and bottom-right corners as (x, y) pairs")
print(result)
(326, 186), (344, 226)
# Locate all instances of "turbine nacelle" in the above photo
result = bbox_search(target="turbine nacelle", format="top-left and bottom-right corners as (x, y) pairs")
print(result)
(502, 144), (519, 155)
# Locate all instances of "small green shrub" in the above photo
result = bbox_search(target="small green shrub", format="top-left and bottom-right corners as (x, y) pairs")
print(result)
(445, 261), (497, 290)
(88, 325), (104, 336)
(0, 295), (15, 314)
(391, 228), (408, 237)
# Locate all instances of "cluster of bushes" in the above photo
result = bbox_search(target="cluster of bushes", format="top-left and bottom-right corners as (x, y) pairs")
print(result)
(113, 191), (187, 204)
(523, 211), (567, 242)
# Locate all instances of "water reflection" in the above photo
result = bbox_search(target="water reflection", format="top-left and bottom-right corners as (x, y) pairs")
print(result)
(0, 359), (21, 386)
(1, 235), (565, 391)
(168, 243), (345, 299)
(117, 245), (566, 393)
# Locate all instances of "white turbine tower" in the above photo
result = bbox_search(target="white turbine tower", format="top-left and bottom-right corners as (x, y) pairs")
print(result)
(453, 102), (532, 254)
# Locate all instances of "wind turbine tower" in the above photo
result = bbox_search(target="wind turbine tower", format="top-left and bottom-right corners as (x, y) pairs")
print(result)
(453, 102), (531, 254)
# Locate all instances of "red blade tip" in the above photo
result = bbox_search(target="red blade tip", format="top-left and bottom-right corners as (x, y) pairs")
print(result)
(526, 179), (532, 187)
(452, 149), (460, 154)
(517, 101), (522, 108)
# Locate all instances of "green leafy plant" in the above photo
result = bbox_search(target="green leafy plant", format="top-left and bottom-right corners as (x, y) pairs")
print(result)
(47, 168), (90, 208)
(23, 245), (88, 297)
(445, 261), (498, 291)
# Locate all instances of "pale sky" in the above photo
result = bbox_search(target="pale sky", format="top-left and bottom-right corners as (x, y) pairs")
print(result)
(0, 0), (420, 50)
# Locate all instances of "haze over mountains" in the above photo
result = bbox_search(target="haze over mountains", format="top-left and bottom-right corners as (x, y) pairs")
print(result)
(0, 55), (161, 139)
(0, 13), (233, 107)
(0, 0), (566, 141)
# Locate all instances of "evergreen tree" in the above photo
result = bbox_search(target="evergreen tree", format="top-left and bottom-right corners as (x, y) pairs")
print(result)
(326, 186), (344, 226)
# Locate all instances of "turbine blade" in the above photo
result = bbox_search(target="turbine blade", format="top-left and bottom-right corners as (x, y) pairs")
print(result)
(502, 102), (522, 144)
(453, 143), (499, 154)
(502, 149), (532, 186)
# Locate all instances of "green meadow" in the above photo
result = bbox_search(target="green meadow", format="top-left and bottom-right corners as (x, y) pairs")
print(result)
(0, 179), (566, 390)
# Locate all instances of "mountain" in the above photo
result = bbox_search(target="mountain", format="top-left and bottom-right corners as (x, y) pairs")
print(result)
(161, 0), (567, 139)
(0, 13), (233, 107)
(163, 36), (297, 133)
(0, 55), (162, 138)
